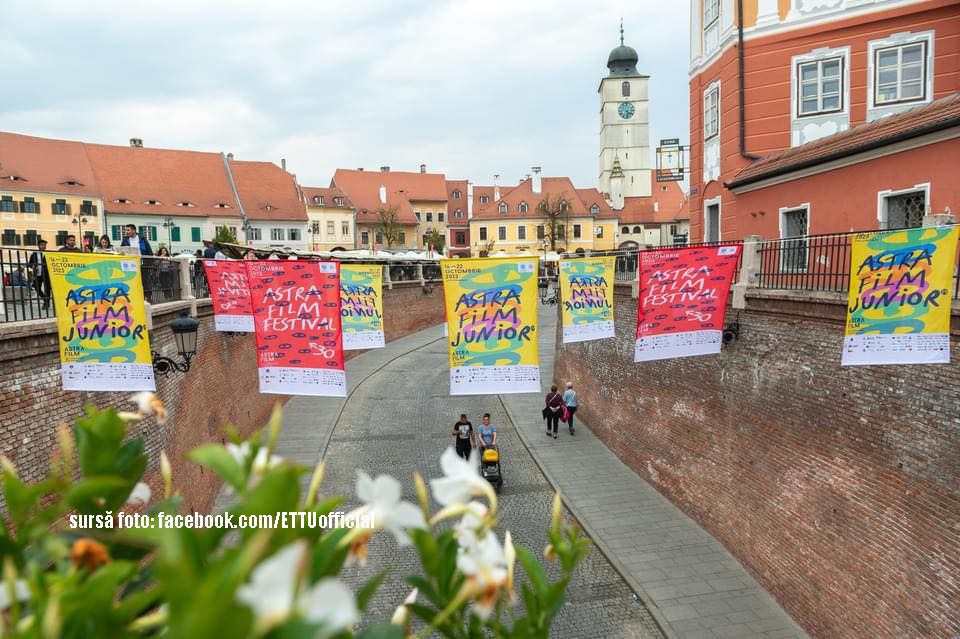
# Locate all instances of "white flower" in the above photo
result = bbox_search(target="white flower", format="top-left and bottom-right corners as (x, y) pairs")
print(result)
(355, 471), (426, 545)
(456, 529), (513, 620)
(391, 588), (418, 627)
(0, 579), (28, 610)
(128, 392), (167, 424)
(430, 447), (495, 507)
(126, 481), (151, 506)
(252, 447), (283, 476)
(226, 442), (251, 467)
(236, 541), (358, 633)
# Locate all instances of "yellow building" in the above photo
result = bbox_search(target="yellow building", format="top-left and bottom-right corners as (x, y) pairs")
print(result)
(0, 132), (105, 250)
(302, 186), (356, 251)
(468, 174), (618, 255)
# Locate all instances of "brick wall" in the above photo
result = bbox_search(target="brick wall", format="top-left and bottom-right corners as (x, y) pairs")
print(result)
(0, 282), (443, 514)
(554, 285), (960, 639)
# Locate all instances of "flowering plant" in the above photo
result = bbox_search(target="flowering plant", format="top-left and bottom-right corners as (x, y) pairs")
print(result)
(0, 398), (588, 638)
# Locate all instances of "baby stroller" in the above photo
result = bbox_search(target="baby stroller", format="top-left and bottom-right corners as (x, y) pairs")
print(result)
(479, 445), (503, 493)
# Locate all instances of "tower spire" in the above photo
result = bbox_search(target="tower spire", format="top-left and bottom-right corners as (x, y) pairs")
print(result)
(619, 18), (624, 46)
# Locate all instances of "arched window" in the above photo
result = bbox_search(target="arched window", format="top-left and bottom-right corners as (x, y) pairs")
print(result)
(480, 195), (489, 204)
(499, 202), (508, 214)
(632, 226), (642, 233)
(622, 81), (630, 97)
(622, 226), (630, 234)
(518, 201), (528, 213)
(590, 204), (599, 215)
(453, 190), (461, 199)
(455, 208), (463, 218)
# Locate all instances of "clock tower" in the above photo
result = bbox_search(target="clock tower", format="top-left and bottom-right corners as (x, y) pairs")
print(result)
(599, 24), (651, 208)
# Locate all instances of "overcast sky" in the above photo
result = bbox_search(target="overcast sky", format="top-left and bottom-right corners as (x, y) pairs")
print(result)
(1, 0), (689, 190)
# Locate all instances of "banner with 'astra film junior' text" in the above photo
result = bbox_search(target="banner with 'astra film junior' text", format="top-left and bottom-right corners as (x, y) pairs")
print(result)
(47, 253), (155, 391)
(441, 257), (540, 395)
(246, 260), (346, 396)
(204, 259), (254, 332)
(339, 264), (385, 350)
(635, 245), (741, 362)
(843, 226), (959, 365)
(559, 256), (616, 343)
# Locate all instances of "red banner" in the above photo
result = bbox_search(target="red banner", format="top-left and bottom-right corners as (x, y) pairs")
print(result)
(246, 260), (346, 396)
(204, 260), (254, 332)
(635, 245), (741, 362)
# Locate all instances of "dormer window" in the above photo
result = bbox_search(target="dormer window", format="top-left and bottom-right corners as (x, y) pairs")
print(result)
(7, 175), (24, 182)
(518, 201), (528, 214)
(314, 195), (324, 205)
(480, 195), (489, 204)
(177, 201), (195, 207)
(334, 197), (344, 206)
(590, 204), (600, 215)
(145, 199), (161, 205)
(499, 202), (508, 214)
(264, 204), (274, 211)
(453, 190), (461, 200)
(115, 198), (132, 204)
(61, 179), (84, 187)
(215, 202), (231, 209)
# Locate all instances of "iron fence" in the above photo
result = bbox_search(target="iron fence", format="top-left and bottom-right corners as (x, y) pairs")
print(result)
(191, 260), (210, 299)
(756, 232), (852, 292)
(591, 240), (745, 284)
(0, 248), (54, 322)
(141, 256), (181, 305)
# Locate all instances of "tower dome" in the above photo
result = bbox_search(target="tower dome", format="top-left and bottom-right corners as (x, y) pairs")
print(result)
(607, 22), (639, 77)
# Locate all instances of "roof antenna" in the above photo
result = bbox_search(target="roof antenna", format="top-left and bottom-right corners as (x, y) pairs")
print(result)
(620, 18), (624, 46)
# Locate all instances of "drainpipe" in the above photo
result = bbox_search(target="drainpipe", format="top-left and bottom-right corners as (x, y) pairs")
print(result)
(738, 0), (762, 161)
(222, 152), (249, 243)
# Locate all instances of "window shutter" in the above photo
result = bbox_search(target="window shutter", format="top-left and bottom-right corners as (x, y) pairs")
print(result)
(66, 202), (72, 216)
(51, 202), (57, 214)
(19, 200), (26, 213)
(171, 227), (181, 242)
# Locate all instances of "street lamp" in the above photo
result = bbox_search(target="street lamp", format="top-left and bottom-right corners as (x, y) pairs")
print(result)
(311, 221), (320, 251)
(152, 311), (200, 375)
(71, 215), (89, 248)
(241, 219), (253, 247)
(162, 216), (175, 252)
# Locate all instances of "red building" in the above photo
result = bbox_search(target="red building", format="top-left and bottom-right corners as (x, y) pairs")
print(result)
(688, 0), (960, 241)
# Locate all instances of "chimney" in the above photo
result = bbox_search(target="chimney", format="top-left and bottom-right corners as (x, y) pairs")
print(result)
(227, 152), (234, 161)
(380, 166), (390, 172)
(129, 138), (143, 148)
(379, 184), (387, 205)
(281, 158), (287, 171)
(420, 163), (426, 173)
(467, 182), (474, 220)
(493, 174), (500, 201)
(531, 166), (542, 195)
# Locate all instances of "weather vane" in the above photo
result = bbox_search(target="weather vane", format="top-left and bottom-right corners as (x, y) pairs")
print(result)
(619, 18), (624, 46)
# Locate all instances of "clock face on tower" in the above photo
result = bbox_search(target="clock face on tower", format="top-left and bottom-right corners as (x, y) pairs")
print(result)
(617, 102), (635, 119)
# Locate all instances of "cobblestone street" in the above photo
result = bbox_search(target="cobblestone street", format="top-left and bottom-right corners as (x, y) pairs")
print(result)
(323, 335), (664, 637)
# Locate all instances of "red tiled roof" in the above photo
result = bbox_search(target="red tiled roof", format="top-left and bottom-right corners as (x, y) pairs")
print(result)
(728, 92), (960, 188)
(471, 177), (601, 220)
(229, 160), (307, 221)
(0, 131), (100, 196)
(333, 168), (447, 224)
(575, 188), (617, 219)
(617, 177), (687, 224)
(85, 143), (239, 218)
(302, 186), (354, 209)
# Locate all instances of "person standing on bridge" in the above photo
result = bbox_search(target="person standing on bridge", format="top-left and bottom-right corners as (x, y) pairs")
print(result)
(563, 382), (579, 436)
(451, 413), (474, 460)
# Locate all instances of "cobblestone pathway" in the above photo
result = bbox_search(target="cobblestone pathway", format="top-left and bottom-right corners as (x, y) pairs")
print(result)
(323, 337), (664, 638)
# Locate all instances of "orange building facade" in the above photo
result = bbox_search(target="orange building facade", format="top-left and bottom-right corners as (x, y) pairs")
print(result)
(688, 0), (960, 241)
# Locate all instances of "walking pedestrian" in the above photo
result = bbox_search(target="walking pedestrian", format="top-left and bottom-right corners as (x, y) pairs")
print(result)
(450, 413), (474, 460)
(545, 385), (563, 439)
(563, 382), (579, 436)
(478, 413), (497, 449)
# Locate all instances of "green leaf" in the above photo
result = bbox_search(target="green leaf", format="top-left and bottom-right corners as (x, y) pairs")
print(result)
(357, 569), (389, 612)
(65, 476), (132, 514)
(405, 575), (440, 608)
(188, 445), (245, 492)
(515, 545), (548, 595)
(355, 623), (405, 639)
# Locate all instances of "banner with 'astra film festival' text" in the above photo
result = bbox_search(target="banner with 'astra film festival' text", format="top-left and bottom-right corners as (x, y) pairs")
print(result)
(441, 257), (540, 395)
(635, 245), (741, 362)
(46, 253), (155, 391)
(246, 260), (346, 396)
(340, 263), (385, 350)
(204, 259), (254, 332)
(843, 226), (958, 365)
(559, 256), (616, 343)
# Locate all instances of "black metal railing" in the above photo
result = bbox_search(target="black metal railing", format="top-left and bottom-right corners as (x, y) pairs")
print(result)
(141, 257), (182, 304)
(756, 232), (853, 292)
(591, 240), (745, 284)
(191, 260), (210, 299)
(1, 248), (55, 322)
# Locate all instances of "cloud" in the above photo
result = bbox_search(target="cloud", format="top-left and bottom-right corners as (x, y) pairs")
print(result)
(0, 0), (690, 189)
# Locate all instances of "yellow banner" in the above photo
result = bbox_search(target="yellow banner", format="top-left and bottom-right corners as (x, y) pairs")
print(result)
(843, 226), (959, 365)
(340, 263), (385, 350)
(558, 256), (616, 343)
(441, 257), (541, 394)
(46, 253), (155, 391)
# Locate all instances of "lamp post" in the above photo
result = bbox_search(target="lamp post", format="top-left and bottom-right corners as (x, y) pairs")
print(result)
(71, 215), (89, 249)
(152, 311), (200, 375)
(162, 216), (175, 252)
(311, 221), (320, 252)
(241, 219), (253, 247)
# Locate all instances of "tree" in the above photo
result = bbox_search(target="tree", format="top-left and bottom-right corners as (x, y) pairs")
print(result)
(536, 193), (572, 251)
(478, 239), (496, 257)
(373, 205), (403, 248)
(214, 225), (238, 245)
(424, 228), (446, 254)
